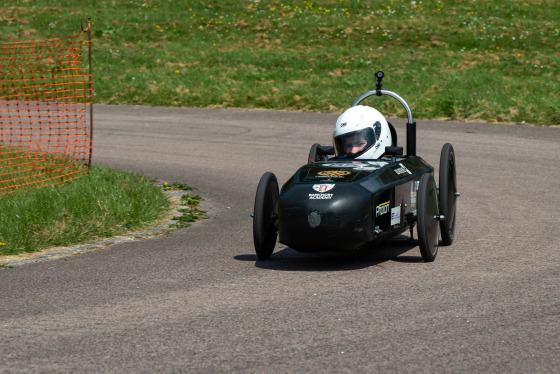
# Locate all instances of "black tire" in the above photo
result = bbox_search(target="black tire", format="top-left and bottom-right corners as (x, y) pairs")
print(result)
(417, 173), (440, 262)
(308, 143), (320, 163)
(439, 143), (458, 246)
(253, 172), (279, 260)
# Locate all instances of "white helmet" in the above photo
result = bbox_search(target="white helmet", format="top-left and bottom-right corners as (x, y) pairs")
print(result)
(333, 105), (392, 159)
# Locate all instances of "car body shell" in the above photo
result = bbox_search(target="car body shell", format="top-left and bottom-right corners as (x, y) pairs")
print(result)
(278, 156), (433, 252)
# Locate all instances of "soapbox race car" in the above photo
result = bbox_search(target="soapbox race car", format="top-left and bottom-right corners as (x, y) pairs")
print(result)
(252, 71), (458, 262)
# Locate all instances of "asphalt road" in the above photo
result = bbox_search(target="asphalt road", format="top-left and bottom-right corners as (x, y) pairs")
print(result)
(1, 105), (559, 373)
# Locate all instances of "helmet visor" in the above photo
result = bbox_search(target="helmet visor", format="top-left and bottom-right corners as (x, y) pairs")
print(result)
(333, 127), (377, 158)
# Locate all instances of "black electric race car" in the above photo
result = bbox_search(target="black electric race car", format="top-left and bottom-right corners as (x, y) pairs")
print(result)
(252, 71), (458, 262)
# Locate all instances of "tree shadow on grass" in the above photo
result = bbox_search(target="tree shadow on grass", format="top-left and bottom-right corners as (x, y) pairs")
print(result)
(234, 235), (424, 272)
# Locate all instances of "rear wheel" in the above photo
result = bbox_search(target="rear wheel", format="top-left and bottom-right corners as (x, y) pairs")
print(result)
(439, 143), (458, 246)
(253, 172), (279, 260)
(417, 173), (440, 262)
(308, 143), (320, 163)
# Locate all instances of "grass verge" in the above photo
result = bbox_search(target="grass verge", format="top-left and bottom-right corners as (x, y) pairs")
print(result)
(0, 166), (205, 257)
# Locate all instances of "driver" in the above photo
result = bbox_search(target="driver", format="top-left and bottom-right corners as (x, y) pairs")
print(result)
(332, 105), (392, 159)
(342, 131), (369, 155)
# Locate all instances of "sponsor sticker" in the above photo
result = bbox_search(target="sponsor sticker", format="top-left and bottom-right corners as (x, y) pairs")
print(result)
(411, 181), (419, 210)
(322, 161), (389, 168)
(313, 184), (335, 193)
(317, 161), (389, 172)
(376, 201), (390, 217)
(308, 211), (321, 228)
(309, 193), (333, 200)
(317, 170), (351, 177)
(394, 163), (412, 176)
(391, 207), (401, 226)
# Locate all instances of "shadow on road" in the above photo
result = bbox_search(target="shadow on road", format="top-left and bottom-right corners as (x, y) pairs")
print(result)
(234, 235), (423, 272)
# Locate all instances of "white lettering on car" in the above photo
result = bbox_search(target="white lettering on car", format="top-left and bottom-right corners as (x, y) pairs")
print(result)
(376, 201), (390, 216)
(309, 193), (334, 200)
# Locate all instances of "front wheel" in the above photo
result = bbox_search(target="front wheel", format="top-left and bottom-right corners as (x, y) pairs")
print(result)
(417, 173), (440, 262)
(253, 172), (279, 260)
(439, 143), (458, 246)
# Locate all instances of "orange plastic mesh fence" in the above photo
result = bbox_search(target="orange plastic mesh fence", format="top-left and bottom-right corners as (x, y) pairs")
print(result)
(0, 27), (92, 196)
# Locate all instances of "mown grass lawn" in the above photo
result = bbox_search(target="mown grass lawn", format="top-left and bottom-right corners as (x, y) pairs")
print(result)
(1, 0), (558, 125)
